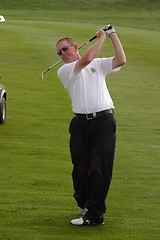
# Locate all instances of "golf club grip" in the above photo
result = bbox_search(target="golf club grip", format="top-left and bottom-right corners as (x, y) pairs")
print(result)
(88, 27), (108, 42)
(89, 35), (97, 42)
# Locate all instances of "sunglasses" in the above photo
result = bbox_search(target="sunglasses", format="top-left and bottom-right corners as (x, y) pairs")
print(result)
(57, 45), (70, 56)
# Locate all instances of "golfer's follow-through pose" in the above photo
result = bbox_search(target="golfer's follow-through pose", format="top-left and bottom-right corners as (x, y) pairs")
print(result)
(56, 25), (126, 226)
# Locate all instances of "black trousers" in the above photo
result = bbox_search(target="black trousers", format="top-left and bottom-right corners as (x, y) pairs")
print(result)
(69, 113), (116, 222)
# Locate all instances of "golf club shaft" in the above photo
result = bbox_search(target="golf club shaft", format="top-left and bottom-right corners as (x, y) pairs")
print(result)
(78, 35), (97, 50)
(41, 59), (62, 78)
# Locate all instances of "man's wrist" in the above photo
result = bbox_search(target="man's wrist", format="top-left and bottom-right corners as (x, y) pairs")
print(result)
(109, 32), (116, 37)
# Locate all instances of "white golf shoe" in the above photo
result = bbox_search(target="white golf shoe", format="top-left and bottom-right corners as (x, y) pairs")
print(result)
(71, 216), (104, 226)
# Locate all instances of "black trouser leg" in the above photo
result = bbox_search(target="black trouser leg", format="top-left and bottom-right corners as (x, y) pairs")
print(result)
(86, 114), (116, 221)
(69, 117), (89, 208)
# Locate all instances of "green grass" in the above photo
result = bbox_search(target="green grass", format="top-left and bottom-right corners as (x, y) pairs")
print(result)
(0, 0), (160, 239)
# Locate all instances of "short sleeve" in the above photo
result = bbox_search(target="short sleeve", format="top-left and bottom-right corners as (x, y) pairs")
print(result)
(98, 57), (121, 76)
(57, 61), (77, 88)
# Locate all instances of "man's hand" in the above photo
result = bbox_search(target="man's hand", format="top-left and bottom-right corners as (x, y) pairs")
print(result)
(103, 24), (116, 37)
(96, 28), (107, 39)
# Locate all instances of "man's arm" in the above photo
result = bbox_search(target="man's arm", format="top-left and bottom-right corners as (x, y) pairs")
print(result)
(74, 26), (126, 74)
(109, 33), (126, 69)
(74, 29), (107, 75)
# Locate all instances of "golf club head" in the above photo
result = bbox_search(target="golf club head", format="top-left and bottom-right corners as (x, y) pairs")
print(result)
(0, 16), (5, 22)
(41, 73), (44, 82)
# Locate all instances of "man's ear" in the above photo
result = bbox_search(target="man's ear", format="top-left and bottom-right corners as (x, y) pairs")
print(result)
(74, 44), (78, 52)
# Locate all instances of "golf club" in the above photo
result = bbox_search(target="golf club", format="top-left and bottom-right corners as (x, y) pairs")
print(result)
(41, 24), (112, 82)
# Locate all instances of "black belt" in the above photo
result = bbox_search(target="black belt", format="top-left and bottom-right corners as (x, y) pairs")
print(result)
(74, 109), (114, 120)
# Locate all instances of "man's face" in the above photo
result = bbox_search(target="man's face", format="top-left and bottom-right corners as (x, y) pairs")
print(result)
(56, 40), (79, 63)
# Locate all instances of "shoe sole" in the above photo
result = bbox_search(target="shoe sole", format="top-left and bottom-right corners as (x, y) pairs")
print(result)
(71, 221), (104, 227)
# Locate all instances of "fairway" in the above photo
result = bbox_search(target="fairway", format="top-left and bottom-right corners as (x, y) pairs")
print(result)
(0, 0), (160, 239)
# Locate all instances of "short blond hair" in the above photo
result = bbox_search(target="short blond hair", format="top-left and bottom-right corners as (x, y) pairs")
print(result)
(56, 37), (77, 46)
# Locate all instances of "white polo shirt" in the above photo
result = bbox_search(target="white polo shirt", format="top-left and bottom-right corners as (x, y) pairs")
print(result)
(57, 57), (120, 114)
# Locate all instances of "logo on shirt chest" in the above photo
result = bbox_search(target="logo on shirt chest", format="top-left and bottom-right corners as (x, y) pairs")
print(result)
(90, 67), (97, 74)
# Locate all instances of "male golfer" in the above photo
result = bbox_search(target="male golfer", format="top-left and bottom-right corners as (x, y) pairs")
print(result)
(56, 25), (126, 226)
